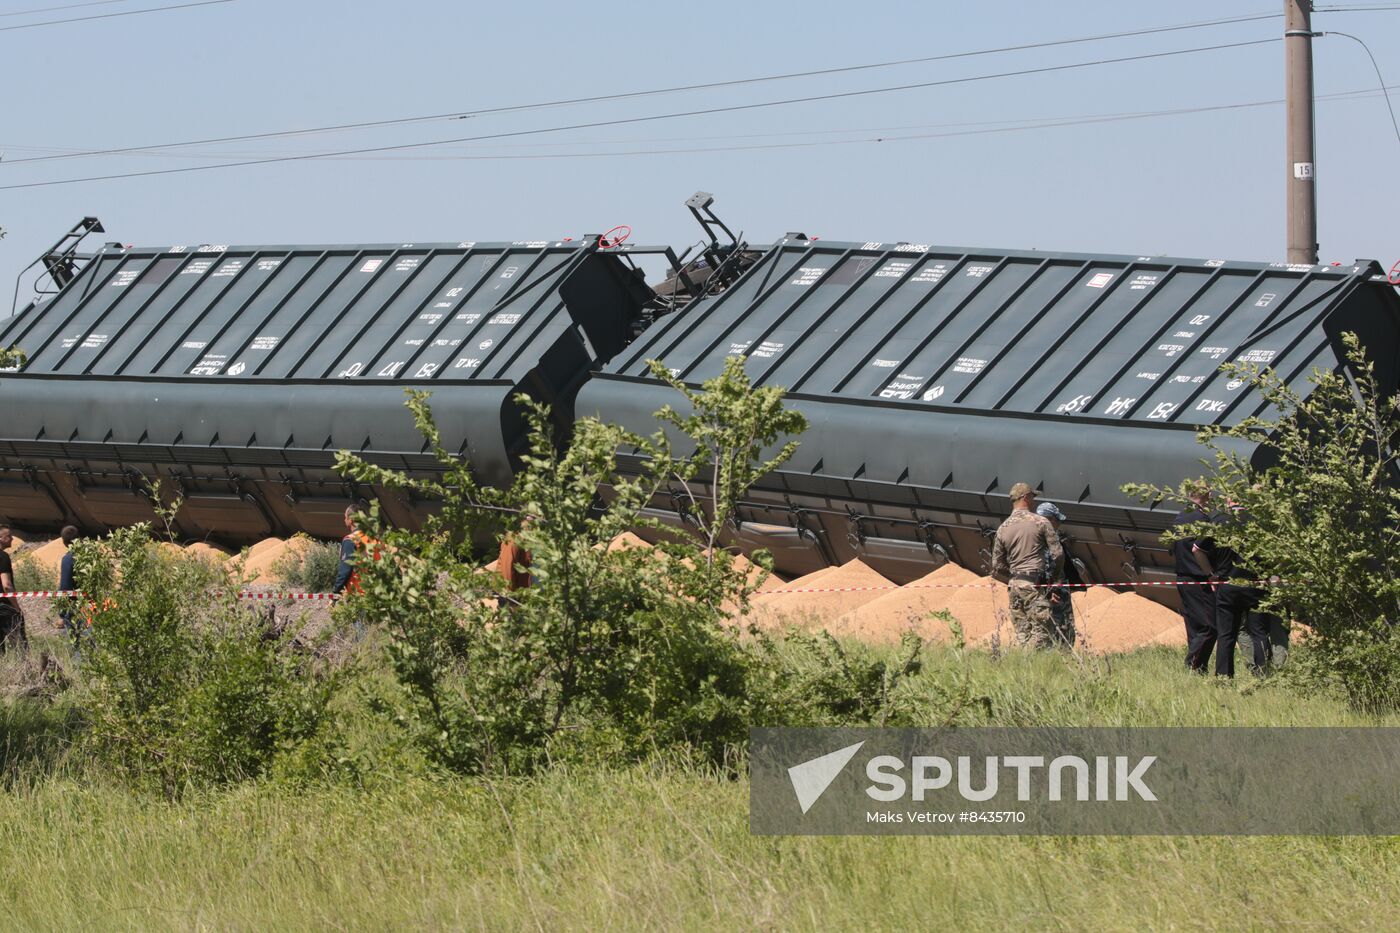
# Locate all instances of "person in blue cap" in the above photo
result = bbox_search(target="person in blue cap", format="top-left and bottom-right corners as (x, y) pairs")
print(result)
(1036, 500), (1078, 647)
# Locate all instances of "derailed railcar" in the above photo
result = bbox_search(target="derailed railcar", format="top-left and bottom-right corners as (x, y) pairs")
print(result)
(0, 235), (651, 543)
(579, 237), (1400, 601)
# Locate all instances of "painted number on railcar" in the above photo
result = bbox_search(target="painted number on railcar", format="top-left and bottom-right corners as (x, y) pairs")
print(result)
(1055, 395), (1092, 413)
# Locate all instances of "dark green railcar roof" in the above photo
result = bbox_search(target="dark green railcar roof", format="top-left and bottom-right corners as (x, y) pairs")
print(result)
(1, 238), (643, 384)
(608, 238), (1399, 430)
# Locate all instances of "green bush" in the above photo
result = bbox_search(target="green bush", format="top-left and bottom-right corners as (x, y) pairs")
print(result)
(747, 612), (983, 729)
(336, 402), (763, 775)
(750, 630), (929, 727)
(1127, 333), (1400, 712)
(12, 550), (55, 594)
(66, 526), (341, 794)
(332, 357), (959, 775)
(270, 534), (342, 592)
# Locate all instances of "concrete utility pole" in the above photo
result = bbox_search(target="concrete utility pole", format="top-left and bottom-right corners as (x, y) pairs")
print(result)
(1285, 0), (1318, 263)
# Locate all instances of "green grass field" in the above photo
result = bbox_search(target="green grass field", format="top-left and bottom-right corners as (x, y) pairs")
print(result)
(4, 646), (1398, 931)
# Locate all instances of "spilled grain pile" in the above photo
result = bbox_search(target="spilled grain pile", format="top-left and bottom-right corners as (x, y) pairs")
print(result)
(930, 573), (1009, 645)
(1071, 585), (1118, 613)
(28, 539), (68, 573)
(729, 552), (783, 594)
(184, 542), (231, 563)
(828, 562), (987, 644)
(241, 537), (310, 585)
(606, 532), (651, 552)
(1075, 590), (1182, 652)
(1152, 622), (1188, 647)
(750, 559), (894, 629)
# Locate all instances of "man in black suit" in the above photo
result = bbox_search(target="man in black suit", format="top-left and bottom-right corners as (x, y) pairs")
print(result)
(1170, 486), (1217, 673)
(1206, 502), (1267, 679)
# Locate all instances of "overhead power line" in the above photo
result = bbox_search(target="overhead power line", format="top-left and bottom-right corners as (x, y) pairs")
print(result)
(0, 37), (1280, 191)
(8, 84), (1393, 163)
(327, 85), (1400, 161)
(223, 85), (1400, 163)
(1321, 31), (1400, 152)
(0, 10), (1281, 167)
(0, 0), (233, 32)
(0, 1), (130, 19)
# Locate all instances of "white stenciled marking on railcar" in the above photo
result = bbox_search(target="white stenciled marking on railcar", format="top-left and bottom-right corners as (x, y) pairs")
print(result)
(1103, 397), (1136, 416)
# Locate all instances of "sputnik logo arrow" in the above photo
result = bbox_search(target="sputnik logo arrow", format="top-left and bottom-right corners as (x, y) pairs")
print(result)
(787, 741), (865, 814)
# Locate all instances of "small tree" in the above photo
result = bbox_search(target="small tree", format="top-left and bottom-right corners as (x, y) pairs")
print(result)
(648, 356), (807, 569)
(332, 357), (820, 772)
(1126, 333), (1400, 711)
(334, 394), (759, 771)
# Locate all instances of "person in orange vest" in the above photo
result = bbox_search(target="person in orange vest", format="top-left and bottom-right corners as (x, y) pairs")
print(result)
(333, 505), (380, 596)
(497, 516), (532, 592)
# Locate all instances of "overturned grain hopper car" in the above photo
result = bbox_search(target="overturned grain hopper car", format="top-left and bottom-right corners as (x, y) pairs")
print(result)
(579, 236), (1400, 601)
(5, 208), (1399, 604)
(0, 228), (651, 543)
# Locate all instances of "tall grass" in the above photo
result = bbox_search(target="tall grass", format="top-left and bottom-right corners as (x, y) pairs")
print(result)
(2, 645), (1397, 931)
(2, 765), (1398, 931)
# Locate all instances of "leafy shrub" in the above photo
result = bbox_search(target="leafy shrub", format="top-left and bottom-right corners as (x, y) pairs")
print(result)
(749, 630), (928, 727)
(336, 402), (762, 774)
(747, 614), (982, 728)
(12, 552), (51, 594)
(66, 526), (340, 794)
(334, 361), (761, 773)
(335, 358), (978, 775)
(1127, 333), (1400, 712)
(271, 534), (342, 593)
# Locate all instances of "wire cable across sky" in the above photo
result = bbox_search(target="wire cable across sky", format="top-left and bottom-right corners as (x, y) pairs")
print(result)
(6, 84), (1392, 164)
(0, 36), (1280, 191)
(0, 9), (1282, 167)
(0, 0), (233, 33)
(1320, 30), (1400, 152)
(0, 0), (131, 19)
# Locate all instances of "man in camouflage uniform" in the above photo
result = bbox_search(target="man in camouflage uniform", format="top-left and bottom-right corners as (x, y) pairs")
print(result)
(1035, 501), (1077, 648)
(990, 483), (1063, 649)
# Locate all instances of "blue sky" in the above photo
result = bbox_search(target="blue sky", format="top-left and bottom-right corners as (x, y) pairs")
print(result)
(2, 1), (1398, 307)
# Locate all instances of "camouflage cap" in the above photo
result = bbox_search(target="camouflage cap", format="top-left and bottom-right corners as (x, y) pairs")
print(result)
(1008, 482), (1035, 503)
(1036, 501), (1067, 522)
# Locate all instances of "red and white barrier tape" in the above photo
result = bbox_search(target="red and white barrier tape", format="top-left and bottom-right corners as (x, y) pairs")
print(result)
(0, 590), (340, 600)
(1, 579), (1283, 601)
(233, 592), (340, 601)
(761, 579), (1282, 596)
(0, 590), (85, 598)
